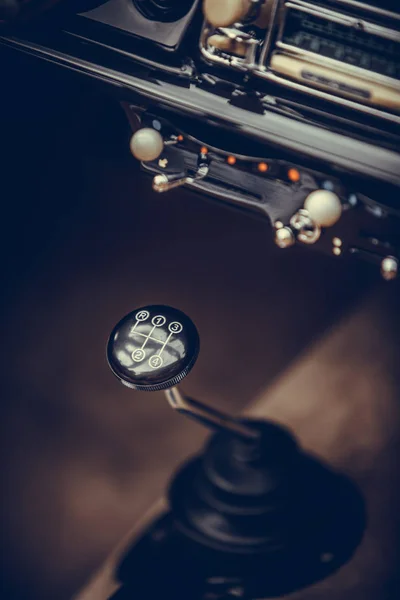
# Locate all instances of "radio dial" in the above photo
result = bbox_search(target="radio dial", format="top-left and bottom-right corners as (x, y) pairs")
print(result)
(203, 0), (273, 28)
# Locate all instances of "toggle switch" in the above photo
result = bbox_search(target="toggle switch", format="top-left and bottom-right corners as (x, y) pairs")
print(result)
(290, 209), (321, 245)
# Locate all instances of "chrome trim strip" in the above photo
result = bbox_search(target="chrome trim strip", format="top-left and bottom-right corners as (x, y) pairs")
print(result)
(281, 2), (400, 42)
(297, 0), (400, 21)
(255, 68), (400, 123)
(275, 42), (400, 89)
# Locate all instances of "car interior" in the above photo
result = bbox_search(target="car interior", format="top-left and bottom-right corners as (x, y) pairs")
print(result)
(0, 2), (399, 600)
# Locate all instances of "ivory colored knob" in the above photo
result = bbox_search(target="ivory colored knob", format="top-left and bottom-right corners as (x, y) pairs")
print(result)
(130, 128), (164, 162)
(304, 190), (342, 228)
(203, 0), (250, 28)
(275, 226), (295, 249)
(381, 256), (398, 281)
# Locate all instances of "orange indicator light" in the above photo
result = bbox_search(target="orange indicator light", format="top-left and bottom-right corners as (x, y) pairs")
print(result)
(177, 135), (184, 142)
(288, 168), (301, 182)
(258, 162), (269, 173)
(200, 146), (209, 155)
(227, 156), (237, 165)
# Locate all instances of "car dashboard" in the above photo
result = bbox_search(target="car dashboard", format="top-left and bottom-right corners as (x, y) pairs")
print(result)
(1, 0), (399, 279)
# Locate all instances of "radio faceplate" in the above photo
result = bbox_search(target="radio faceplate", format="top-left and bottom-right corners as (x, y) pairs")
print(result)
(200, 0), (400, 120)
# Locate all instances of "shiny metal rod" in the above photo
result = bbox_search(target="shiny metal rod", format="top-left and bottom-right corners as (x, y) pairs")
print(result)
(165, 387), (260, 442)
(153, 165), (209, 193)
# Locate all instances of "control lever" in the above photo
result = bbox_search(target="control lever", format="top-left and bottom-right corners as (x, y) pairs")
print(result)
(107, 305), (365, 600)
(107, 305), (366, 600)
(129, 128), (210, 193)
(165, 386), (258, 440)
(152, 164), (209, 193)
(107, 305), (258, 441)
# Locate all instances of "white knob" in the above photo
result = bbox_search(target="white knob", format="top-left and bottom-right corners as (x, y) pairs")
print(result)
(304, 190), (342, 228)
(381, 256), (398, 281)
(203, 0), (250, 27)
(204, 0), (273, 28)
(130, 128), (164, 162)
(275, 227), (295, 249)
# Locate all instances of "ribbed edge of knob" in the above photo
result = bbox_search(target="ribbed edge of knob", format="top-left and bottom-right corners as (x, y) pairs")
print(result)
(107, 304), (200, 393)
(115, 349), (199, 392)
(120, 368), (190, 392)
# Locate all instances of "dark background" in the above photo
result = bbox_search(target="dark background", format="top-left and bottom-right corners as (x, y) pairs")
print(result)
(0, 54), (397, 599)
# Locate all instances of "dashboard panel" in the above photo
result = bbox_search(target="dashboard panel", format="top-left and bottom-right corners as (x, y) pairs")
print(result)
(1, 0), (399, 279)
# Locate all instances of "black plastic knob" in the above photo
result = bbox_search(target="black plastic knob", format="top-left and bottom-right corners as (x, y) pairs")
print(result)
(107, 305), (200, 392)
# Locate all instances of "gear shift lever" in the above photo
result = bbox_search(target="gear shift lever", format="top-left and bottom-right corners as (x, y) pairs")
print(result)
(107, 305), (259, 442)
(107, 305), (366, 600)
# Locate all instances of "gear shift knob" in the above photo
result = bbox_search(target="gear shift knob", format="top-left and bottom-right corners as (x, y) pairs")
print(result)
(107, 306), (365, 600)
(107, 305), (200, 392)
(107, 305), (259, 441)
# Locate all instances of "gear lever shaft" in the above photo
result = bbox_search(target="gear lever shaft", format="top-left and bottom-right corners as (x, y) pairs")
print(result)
(107, 305), (259, 442)
(107, 305), (366, 600)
